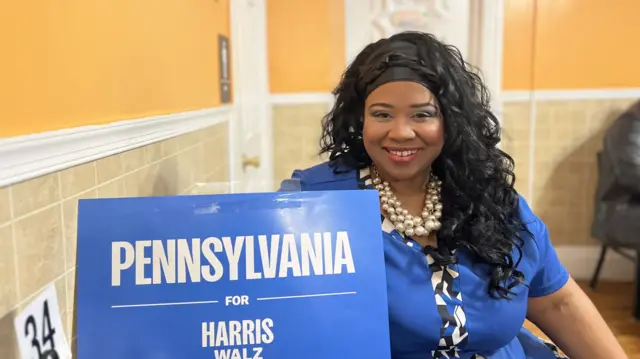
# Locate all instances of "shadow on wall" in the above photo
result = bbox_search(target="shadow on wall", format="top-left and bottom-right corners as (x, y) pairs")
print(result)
(500, 99), (637, 246)
(152, 155), (180, 197)
(534, 100), (633, 246)
(0, 311), (18, 359)
(72, 270), (78, 356)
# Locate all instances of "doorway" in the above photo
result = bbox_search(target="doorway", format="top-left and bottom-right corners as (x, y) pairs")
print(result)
(228, 0), (273, 193)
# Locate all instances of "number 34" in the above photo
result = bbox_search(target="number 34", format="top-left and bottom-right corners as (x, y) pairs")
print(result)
(24, 299), (59, 359)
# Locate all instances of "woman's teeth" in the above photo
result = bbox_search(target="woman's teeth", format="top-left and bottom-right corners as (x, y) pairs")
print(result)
(388, 149), (419, 157)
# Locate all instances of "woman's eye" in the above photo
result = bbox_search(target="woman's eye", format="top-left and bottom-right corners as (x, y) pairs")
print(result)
(414, 111), (436, 118)
(373, 112), (391, 119)
(412, 112), (439, 122)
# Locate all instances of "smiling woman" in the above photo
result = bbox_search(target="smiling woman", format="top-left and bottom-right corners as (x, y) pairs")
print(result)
(363, 82), (444, 180)
(280, 31), (628, 359)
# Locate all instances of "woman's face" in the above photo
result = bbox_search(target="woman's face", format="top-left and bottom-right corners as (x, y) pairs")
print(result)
(363, 81), (444, 182)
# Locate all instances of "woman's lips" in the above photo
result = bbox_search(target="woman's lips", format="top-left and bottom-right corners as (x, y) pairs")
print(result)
(383, 147), (422, 163)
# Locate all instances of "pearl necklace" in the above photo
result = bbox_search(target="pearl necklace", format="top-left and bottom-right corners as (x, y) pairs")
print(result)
(372, 167), (443, 237)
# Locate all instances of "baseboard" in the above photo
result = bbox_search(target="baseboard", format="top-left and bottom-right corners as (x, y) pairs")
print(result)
(503, 88), (640, 102)
(556, 245), (636, 282)
(0, 106), (232, 188)
(270, 93), (334, 106)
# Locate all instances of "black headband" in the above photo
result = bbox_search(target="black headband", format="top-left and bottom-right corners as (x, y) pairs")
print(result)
(365, 67), (428, 98)
(364, 41), (430, 98)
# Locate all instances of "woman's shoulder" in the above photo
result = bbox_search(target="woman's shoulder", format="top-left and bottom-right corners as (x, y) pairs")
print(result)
(516, 195), (537, 224)
(279, 161), (360, 191)
(514, 195), (548, 250)
(514, 194), (570, 296)
(515, 195), (551, 247)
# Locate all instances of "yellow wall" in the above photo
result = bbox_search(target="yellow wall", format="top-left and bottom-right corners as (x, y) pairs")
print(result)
(501, 0), (640, 246)
(502, 0), (640, 90)
(502, 0), (535, 91)
(267, 0), (345, 93)
(0, 0), (230, 138)
(269, 0), (640, 93)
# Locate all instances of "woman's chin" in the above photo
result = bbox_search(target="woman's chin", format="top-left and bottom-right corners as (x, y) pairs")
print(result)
(375, 164), (427, 184)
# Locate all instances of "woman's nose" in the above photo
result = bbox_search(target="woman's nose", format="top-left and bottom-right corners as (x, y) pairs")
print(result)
(388, 118), (416, 141)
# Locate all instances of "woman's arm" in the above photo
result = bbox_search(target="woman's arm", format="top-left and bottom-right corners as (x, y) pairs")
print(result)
(527, 277), (628, 359)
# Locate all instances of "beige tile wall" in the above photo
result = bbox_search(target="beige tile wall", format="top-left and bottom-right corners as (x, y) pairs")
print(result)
(0, 122), (229, 358)
(273, 98), (638, 246)
(500, 101), (534, 198)
(273, 103), (329, 186)
(501, 98), (638, 245)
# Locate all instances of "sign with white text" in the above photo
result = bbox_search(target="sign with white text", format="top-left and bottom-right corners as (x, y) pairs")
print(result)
(14, 283), (71, 359)
(76, 190), (391, 359)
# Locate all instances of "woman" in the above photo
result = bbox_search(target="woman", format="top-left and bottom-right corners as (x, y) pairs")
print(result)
(280, 32), (627, 358)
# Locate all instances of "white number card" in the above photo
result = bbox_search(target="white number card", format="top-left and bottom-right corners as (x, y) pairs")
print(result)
(14, 283), (72, 359)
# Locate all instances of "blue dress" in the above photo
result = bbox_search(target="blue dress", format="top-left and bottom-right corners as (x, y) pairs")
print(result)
(280, 162), (570, 359)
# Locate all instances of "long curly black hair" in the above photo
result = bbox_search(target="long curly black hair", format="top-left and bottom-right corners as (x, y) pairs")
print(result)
(320, 31), (528, 299)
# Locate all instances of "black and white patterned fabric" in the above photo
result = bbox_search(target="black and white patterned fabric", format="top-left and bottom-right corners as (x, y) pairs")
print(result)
(427, 253), (468, 358)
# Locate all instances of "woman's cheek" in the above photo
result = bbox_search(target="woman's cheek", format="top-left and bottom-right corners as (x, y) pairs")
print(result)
(419, 122), (445, 144)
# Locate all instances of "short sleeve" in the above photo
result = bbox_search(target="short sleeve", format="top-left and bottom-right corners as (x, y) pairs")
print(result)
(278, 170), (305, 192)
(525, 211), (570, 298)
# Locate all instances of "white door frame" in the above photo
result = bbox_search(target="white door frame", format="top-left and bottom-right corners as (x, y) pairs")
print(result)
(344, 0), (505, 123)
(470, 0), (505, 124)
(228, 0), (273, 193)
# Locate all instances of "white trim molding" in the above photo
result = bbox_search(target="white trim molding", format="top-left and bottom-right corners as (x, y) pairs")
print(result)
(269, 93), (335, 106)
(268, 89), (640, 107)
(0, 106), (232, 188)
(556, 245), (636, 282)
(503, 88), (640, 102)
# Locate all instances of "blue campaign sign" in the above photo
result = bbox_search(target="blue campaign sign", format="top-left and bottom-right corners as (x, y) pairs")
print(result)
(76, 190), (391, 359)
